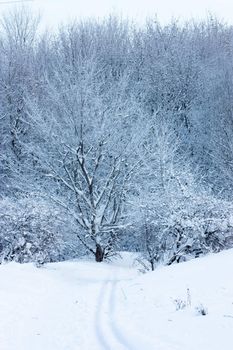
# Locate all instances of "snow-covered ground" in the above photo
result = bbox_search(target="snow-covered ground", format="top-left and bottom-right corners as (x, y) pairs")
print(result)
(0, 250), (233, 350)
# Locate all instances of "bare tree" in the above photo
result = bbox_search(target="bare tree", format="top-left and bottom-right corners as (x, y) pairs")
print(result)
(0, 7), (40, 194)
(28, 36), (143, 260)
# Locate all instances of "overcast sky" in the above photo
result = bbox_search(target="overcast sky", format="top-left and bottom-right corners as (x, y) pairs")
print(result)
(1, 0), (233, 28)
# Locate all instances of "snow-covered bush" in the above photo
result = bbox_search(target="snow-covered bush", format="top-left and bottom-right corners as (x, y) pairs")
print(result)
(168, 194), (233, 263)
(161, 195), (233, 265)
(173, 298), (187, 311)
(135, 208), (166, 271)
(0, 196), (82, 264)
(195, 304), (208, 316)
(134, 189), (233, 269)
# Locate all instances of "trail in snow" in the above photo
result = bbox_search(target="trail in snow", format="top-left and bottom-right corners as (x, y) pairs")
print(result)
(108, 275), (161, 350)
(95, 279), (114, 350)
(94, 272), (132, 350)
(1, 251), (233, 350)
(109, 279), (138, 350)
(94, 267), (151, 350)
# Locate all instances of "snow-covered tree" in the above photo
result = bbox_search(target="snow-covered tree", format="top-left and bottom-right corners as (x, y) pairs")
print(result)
(28, 43), (143, 261)
(1, 10), (233, 265)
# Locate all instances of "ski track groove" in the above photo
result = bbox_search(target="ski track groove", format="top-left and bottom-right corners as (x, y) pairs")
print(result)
(108, 276), (168, 350)
(95, 279), (112, 350)
(95, 272), (138, 350)
(109, 280), (139, 350)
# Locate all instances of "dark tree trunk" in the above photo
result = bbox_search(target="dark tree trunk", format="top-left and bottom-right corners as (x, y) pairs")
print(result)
(95, 244), (104, 262)
(167, 255), (178, 266)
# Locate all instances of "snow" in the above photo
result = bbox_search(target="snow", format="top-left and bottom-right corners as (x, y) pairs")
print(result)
(0, 250), (233, 349)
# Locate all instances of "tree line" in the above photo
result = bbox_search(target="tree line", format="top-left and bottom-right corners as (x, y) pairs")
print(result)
(1, 8), (233, 266)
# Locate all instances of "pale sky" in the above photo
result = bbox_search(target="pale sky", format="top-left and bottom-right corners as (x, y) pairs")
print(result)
(1, 0), (233, 28)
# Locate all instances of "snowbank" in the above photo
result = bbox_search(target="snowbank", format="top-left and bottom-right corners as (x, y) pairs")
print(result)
(0, 250), (232, 349)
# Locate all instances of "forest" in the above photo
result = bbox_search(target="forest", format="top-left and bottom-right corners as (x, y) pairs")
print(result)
(1, 8), (233, 268)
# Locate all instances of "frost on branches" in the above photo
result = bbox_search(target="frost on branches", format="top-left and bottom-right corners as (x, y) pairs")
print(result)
(0, 196), (79, 264)
(1, 10), (233, 264)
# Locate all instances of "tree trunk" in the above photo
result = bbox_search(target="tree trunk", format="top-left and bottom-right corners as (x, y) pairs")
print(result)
(95, 244), (104, 262)
(150, 259), (155, 271)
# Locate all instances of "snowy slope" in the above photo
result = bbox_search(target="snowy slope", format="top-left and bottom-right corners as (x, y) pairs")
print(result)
(0, 250), (233, 350)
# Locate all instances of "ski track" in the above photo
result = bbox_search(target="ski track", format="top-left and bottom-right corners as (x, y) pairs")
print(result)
(95, 279), (113, 350)
(95, 272), (137, 350)
(109, 279), (139, 350)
